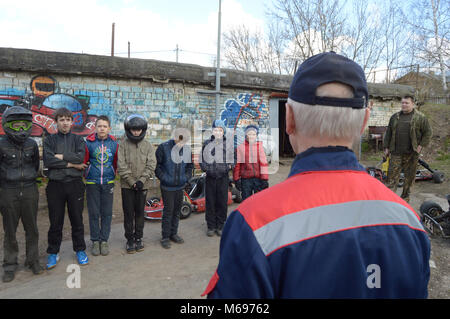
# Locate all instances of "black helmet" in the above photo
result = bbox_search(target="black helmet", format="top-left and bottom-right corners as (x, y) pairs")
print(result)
(2, 106), (33, 144)
(124, 114), (148, 143)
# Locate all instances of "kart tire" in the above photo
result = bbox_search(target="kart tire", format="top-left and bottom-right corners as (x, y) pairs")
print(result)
(231, 187), (242, 203)
(179, 201), (192, 220)
(398, 177), (405, 188)
(420, 201), (444, 220)
(432, 171), (444, 184)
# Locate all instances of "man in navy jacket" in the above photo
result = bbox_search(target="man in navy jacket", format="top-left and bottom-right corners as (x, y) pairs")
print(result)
(203, 52), (430, 299)
(155, 128), (193, 249)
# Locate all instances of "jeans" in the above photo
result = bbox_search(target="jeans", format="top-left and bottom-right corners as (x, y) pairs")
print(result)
(161, 188), (183, 239)
(86, 183), (114, 242)
(1, 185), (39, 271)
(46, 179), (86, 254)
(121, 188), (147, 241)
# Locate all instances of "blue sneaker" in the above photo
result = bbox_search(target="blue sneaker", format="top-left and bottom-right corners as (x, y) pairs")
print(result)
(47, 254), (60, 270)
(76, 251), (89, 266)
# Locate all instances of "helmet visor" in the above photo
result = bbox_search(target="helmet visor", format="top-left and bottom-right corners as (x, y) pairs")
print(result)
(6, 120), (33, 132)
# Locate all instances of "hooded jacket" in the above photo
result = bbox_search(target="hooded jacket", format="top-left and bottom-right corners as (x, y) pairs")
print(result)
(84, 133), (118, 185)
(233, 140), (268, 181)
(200, 135), (232, 179)
(203, 146), (430, 298)
(155, 139), (193, 191)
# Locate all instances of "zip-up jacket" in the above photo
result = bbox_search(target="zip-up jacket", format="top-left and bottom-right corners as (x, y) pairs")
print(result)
(155, 139), (193, 191)
(200, 135), (232, 179)
(233, 140), (268, 181)
(203, 146), (430, 298)
(0, 136), (39, 188)
(43, 131), (86, 182)
(117, 136), (156, 190)
(84, 133), (118, 185)
(383, 109), (432, 153)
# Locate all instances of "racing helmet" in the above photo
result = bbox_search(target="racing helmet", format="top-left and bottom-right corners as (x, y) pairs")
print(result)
(2, 106), (33, 144)
(124, 114), (148, 143)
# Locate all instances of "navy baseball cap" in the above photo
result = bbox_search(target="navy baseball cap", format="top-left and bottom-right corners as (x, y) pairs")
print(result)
(288, 52), (368, 109)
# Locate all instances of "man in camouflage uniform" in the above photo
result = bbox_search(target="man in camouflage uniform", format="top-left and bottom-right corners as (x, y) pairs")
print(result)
(383, 96), (432, 202)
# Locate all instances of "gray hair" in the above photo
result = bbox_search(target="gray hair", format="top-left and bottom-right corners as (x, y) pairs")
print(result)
(287, 98), (366, 143)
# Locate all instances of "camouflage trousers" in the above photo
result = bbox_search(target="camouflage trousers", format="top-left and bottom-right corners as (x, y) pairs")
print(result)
(386, 153), (419, 202)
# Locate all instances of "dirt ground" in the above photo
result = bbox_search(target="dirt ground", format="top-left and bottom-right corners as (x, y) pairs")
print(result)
(0, 155), (448, 299)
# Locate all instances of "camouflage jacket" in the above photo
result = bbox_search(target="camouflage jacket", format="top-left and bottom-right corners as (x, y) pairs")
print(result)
(383, 109), (432, 153)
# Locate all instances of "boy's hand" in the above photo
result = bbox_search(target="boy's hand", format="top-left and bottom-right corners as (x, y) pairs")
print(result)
(134, 180), (144, 190)
(55, 154), (63, 160)
(67, 162), (88, 170)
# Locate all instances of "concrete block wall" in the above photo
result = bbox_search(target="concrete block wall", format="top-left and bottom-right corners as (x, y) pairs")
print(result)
(0, 71), (271, 146)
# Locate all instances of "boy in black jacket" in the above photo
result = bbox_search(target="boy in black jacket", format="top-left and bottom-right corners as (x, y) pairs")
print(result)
(200, 120), (233, 237)
(0, 106), (42, 282)
(155, 128), (193, 249)
(43, 107), (88, 269)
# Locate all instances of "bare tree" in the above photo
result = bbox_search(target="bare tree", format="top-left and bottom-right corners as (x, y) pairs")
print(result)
(269, 0), (347, 61)
(407, 0), (449, 90)
(341, 0), (385, 76)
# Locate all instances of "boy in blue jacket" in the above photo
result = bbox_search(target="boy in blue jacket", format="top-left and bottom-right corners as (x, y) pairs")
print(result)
(155, 128), (193, 249)
(84, 115), (118, 256)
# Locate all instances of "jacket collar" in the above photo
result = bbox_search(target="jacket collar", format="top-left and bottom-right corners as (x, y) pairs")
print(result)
(288, 146), (366, 178)
(86, 132), (116, 142)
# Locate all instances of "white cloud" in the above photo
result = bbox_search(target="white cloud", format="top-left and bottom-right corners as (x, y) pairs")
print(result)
(0, 0), (264, 67)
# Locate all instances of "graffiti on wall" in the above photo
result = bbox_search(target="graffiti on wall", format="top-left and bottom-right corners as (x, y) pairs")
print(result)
(0, 75), (271, 148)
(220, 93), (267, 130)
(0, 75), (97, 136)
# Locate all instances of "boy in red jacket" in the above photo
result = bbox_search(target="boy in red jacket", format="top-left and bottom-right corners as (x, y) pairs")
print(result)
(233, 125), (269, 200)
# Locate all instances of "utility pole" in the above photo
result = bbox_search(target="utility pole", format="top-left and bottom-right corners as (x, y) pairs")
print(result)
(215, 0), (222, 119)
(111, 23), (115, 57)
(176, 44), (179, 63)
(128, 41), (130, 58)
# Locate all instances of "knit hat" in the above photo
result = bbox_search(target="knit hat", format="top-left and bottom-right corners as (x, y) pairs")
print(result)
(244, 124), (259, 135)
(212, 119), (226, 134)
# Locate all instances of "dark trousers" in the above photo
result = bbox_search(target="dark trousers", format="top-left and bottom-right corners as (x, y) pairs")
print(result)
(46, 179), (86, 254)
(161, 188), (183, 239)
(86, 183), (114, 242)
(205, 175), (229, 231)
(241, 178), (261, 201)
(1, 185), (39, 272)
(121, 188), (147, 241)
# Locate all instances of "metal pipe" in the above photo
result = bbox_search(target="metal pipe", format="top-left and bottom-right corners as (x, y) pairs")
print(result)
(215, 0), (222, 119)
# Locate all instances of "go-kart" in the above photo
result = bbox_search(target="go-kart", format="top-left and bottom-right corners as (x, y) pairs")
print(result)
(420, 195), (450, 238)
(366, 157), (444, 187)
(144, 173), (242, 220)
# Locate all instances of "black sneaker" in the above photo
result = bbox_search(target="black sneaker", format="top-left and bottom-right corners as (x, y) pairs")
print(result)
(2, 271), (15, 283)
(215, 229), (223, 237)
(135, 239), (144, 252)
(207, 229), (215, 237)
(170, 234), (184, 244)
(161, 238), (171, 249)
(126, 240), (136, 254)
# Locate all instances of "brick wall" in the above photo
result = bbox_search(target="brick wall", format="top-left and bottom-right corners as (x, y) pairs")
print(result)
(0, 71), (272, 152)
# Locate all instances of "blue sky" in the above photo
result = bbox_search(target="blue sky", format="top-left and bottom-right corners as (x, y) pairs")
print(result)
(0, 0), (271, 67)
